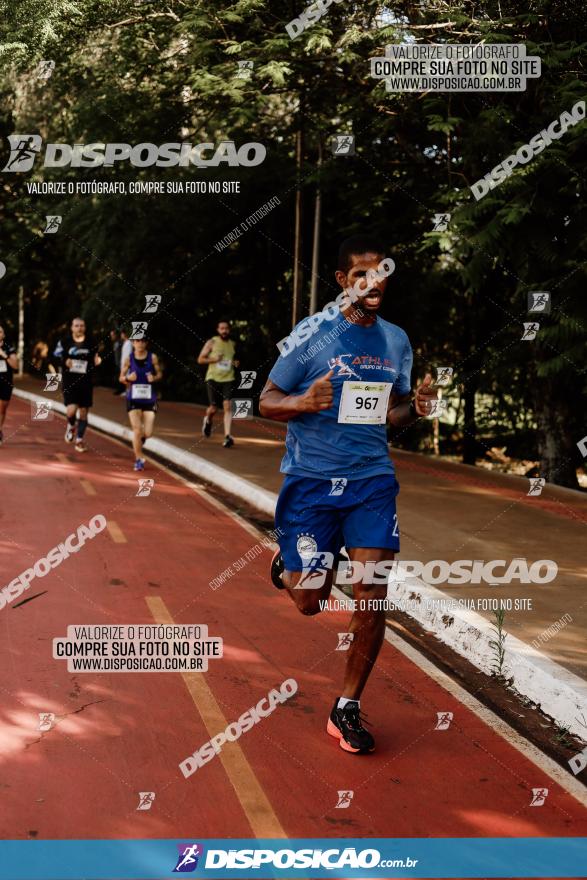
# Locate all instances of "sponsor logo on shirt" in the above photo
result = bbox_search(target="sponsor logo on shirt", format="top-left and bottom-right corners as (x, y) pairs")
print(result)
(328, 353), (398, 376)
(327, 355), (361, 378)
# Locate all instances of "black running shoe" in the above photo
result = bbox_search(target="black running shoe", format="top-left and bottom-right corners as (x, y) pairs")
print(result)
(223, 435), (234, 448)
(270, 549), (285, 590)
(202, 416), (212, 437)
(327, 700), (375, 753)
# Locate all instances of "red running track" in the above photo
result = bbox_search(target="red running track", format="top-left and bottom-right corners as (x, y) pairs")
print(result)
(0, 398), (586, 851)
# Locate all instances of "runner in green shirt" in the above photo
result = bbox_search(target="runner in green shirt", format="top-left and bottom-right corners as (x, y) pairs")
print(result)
(198, 320), (239, 447)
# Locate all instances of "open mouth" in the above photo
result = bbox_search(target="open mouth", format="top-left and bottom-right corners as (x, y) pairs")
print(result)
(362, 291), (382, 308)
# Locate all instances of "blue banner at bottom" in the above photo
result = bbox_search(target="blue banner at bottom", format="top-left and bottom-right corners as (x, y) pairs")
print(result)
(0, 837), (586, 879)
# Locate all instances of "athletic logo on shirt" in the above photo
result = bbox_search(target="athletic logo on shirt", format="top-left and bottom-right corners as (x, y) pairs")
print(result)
(329, 478), (347, 496)
(327, 354), (360, 379)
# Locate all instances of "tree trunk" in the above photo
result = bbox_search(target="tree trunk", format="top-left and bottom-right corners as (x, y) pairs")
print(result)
(462, 381), (477, 465)
(534, 382), (579, 488)
(291, 121), (304, 329)
(309, 140), (322, 316)
(461, 290), (478, 466)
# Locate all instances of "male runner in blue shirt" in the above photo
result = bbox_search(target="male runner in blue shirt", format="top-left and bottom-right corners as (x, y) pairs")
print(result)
(259, 234), (437, 754)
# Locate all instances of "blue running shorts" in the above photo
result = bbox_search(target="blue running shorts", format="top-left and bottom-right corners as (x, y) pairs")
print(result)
(275, 474), (400, 572)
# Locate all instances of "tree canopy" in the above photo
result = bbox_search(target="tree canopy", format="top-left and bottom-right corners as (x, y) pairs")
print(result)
(0, 0), (585, 486)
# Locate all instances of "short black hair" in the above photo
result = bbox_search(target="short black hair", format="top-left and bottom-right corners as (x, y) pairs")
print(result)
(217, 319), (231, 326)
(338, 234), (385, 273)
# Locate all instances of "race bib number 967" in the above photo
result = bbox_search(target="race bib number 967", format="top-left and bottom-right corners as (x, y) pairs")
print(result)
(337, 381), (392, 425)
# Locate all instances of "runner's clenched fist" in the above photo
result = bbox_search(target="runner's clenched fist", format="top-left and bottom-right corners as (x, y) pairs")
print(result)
(302, 369), (334, 412)
(414, 373), (439, 416)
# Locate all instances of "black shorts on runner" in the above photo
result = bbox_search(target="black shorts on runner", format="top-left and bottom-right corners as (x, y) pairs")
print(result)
(0, 383), (13, 402)
(206, 380), (234, 407)
(127, 400), (158, 413)
(63, 384), (93, 409)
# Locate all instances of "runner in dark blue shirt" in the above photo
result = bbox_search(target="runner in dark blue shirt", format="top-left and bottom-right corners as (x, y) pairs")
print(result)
(119, 339), (162, 471)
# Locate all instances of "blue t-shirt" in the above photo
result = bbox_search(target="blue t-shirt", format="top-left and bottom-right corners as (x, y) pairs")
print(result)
(268, 311), (413, 480)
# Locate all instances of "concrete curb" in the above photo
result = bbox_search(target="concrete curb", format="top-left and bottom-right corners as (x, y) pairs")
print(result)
(15, 388), (587, 740)
(389, 571), (587, 739)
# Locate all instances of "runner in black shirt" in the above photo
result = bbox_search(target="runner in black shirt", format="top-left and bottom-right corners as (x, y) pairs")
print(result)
(0, 324), (19, 446)
(53, 317), (102, 453)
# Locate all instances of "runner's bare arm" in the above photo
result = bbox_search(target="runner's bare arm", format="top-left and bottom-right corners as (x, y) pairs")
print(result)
(259, 372), (334, 421)
(119, 357), (131, 385)
(387, 391), (413, 426)
(5, 351), (18, 370)
(149, 353), (163, 382)
(387, 373), (438, 425)
(197, 340), (219, 365)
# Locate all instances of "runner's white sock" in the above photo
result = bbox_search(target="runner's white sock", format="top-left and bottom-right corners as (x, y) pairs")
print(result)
(338, 697), (360, 710)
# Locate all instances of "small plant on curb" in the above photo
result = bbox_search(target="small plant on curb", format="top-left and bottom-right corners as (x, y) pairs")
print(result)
(553, 723), (573, 749)
(489, 608), (511, 684)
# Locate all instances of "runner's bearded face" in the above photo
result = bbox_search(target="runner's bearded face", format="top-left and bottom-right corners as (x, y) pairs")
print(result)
(71, 318), (86, 341)
(217, 322), (231, 340)
(336, 252), (388, 318)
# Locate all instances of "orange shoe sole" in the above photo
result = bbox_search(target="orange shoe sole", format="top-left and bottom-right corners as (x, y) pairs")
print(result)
(326, 718), (361, 753)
